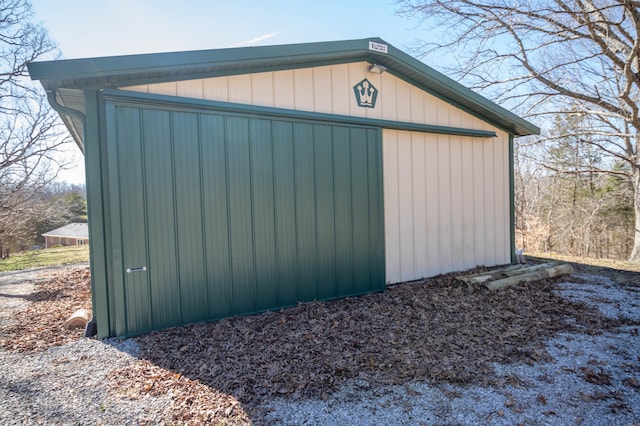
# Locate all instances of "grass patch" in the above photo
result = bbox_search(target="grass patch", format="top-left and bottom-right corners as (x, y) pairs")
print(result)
(527, 251), (640, 273)
(527, 251), (640, 287)
(0, 245), (89, 272)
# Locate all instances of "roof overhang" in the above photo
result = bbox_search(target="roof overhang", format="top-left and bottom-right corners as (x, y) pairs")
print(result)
(28, 37), (540, 151)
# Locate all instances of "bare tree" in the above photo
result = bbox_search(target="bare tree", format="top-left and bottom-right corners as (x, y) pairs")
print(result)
(396, 0), (640, 261)
(0, 0), (70, 256)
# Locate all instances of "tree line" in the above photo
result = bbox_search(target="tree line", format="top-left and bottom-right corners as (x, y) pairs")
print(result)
(0, 182), (87, 257)
(0, 0), (82, 257)
(398, 0), (640, 262)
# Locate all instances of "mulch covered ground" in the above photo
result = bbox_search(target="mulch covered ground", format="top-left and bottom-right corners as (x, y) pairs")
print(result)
(125, 270), (616, 424)
(0, 268), (90, 352)
(0, 265), (617, 424)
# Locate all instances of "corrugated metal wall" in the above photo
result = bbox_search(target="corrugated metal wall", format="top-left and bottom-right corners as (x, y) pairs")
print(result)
(383, 129), (510, 283)
(102, 99), (385, 337)
(124, 63), (510, 285)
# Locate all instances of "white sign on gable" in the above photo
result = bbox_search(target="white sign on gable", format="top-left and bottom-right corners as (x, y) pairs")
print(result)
(368, 41), (388, 54)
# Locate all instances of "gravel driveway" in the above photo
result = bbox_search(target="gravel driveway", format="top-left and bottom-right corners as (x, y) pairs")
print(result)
(0, 265), (638, 425)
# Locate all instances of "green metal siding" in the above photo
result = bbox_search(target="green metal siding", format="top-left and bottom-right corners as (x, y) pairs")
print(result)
(509, 134), (516, 264)
(142, 109), (180, 330)
(272, 122), (298, 307)
(174, 112), (208, 324)
(200, 114), (233, 319)
(83, 90), (111, 339)
(333, 126), (354, 297)
(100, 96), (385, 337)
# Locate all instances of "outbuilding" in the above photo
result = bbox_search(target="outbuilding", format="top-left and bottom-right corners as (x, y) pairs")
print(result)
(28, 38), (539, 338)
(42, 223), (89, 248)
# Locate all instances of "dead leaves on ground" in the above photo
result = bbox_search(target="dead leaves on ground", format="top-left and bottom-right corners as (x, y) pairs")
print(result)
(0, 267), (91, 353)
(579, 366), (612, 385)
(1, 265), (633, 425)
(126, 273), (616, 422)
(109, 359), (251, 425)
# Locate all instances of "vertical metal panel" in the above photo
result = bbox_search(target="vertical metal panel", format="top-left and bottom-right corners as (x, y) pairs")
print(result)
(461, 137), (475, 268)
(294, 122), (318, 301)
(367, 127), (386, 288)
(509, 134), (516, 264)
(472, 139), (487, 266)
(449, 137), (464, 271)
(86, 91), (110, 339)
(200, 113), (233, 319)
(116, 106), (152, 335)
(424, 133), (441, 276)
(396, 81), (412, 122)
(273, 70), (295, 109)
(313, 124), (337, 300)
(330, 64), (350, 116)
(436, 99), (451, 127)
(105, 104), (128, 337)
(437, 135), (453, 274)
(293, 69), (314, 110)
(379, 72), (397, 121)
(382, 130), (400, 283)
(397, 131), (415, 281)
(226, 116), (257, 314)
(313, 66), (332, 112)
(483, 134), (497, 264)
(410, 86), (425, 123)
(332, 126), (354, 296)
(495, 133), (510, 264)
(252, 73), (274, 107)
(272, 121), (298, 306)
(350, 127), (371, 294)
(203, 77), (229, 102)
(151, 82), (177, 96)
(172, 111), (208, 323)
(411, 133), (428, 279)
(228, 75), (252, 104)
(142, 109), (180, 330)
(177, 80), (204, 99)
(250, 119), (278, 311)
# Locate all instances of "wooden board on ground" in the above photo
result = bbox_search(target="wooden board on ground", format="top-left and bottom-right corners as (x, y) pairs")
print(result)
(457, 262), (574, 290)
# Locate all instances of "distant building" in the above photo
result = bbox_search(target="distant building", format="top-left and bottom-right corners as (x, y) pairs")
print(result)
(42, 223), (89, 248)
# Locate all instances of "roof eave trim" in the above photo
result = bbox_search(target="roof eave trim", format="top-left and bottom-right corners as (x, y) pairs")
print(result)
(365, 45), (540, 136)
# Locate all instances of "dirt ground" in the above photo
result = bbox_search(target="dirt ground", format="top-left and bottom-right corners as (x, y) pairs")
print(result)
(1, 259), (639, 424)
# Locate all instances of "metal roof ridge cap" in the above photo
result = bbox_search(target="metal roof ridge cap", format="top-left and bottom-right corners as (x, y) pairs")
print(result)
(28, 37), (381, 82)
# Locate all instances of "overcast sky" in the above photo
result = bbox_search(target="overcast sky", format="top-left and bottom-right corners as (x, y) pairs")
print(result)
(29, 0), (431, 183)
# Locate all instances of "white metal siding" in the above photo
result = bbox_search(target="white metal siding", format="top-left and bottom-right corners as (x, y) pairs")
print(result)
(383, 129), (510, 283)
(123, 62), (493, 130)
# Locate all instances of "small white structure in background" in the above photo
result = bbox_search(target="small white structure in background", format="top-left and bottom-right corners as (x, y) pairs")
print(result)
(516, 248), (526, 264)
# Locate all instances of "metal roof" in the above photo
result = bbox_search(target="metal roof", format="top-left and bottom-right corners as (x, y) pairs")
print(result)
(28, 37), (539, 151)
(42, 223), (89, 239)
